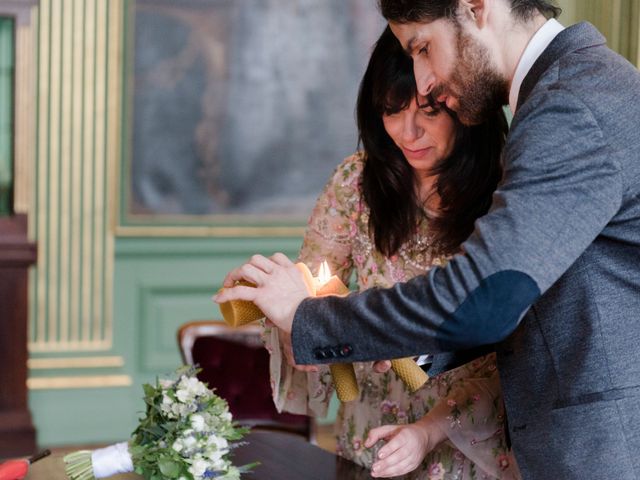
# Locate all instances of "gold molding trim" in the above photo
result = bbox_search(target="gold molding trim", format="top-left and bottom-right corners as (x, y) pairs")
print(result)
(27, 374), (132, 390)
(13, 7), (37, 214)
(115, 225), (305, 238)
(28, 356), (125, 370)
(631, 2), (640, 68)
(105, 0), (123, 346)
(28, 340), (113, 352)
(31, 0), (120, 351)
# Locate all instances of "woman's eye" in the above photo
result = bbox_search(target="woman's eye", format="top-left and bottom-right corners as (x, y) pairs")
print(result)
(421, 107), (439, 117)
(419, 44), (430, 56)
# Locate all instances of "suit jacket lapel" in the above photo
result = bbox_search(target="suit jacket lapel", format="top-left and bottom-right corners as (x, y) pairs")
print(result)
(516, 22), (607, 111)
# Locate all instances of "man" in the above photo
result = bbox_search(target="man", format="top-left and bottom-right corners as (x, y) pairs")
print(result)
(215, 0), (640, 478)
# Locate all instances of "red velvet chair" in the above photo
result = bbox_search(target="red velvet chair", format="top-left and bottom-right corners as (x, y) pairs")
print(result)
(177, 321), (315, 442)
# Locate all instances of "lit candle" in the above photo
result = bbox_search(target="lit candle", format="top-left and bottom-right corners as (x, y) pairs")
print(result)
(315, 260), (350, 297)
(312, 260), (429, 397)
(311, 260), (359, 402)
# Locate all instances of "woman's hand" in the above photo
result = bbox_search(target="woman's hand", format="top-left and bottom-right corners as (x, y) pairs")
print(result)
(365, 415), (446, 478)
(372, 360), (392, 373)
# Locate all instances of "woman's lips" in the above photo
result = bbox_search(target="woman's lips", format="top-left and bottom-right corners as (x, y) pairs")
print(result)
(402, 146), (432, 159)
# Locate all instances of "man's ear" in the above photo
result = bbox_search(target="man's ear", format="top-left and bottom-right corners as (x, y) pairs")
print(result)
(458, 0), (489, 29)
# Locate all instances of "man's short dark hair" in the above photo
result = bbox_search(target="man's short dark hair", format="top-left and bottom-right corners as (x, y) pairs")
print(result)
(379, 0), (561, 23)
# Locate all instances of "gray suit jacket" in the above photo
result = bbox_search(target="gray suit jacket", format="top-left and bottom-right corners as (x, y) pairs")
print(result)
(292, 23), (640, 479)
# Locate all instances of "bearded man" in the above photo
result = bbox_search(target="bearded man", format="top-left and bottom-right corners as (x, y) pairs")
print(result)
(215, 1), (640, 478)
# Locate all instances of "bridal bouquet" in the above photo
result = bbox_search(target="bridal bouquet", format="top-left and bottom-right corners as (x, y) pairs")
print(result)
(64, 366), (256, 480)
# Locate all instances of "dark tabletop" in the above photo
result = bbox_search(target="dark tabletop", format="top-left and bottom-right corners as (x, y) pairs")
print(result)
(234, 430), (374, 480)
(24, 430), (374, 480)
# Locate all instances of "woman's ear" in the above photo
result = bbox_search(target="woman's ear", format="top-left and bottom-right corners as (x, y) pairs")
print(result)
(458, 0), (488, 29)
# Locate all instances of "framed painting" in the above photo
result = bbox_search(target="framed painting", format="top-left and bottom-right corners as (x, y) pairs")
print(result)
(120, 0), (384, 235)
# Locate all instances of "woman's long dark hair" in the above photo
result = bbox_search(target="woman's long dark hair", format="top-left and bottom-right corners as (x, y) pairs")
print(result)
(357, 26), (508, 256)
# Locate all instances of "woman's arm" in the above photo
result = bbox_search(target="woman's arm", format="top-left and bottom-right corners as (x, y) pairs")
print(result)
(263, 155), (361, 416)
(366, 354), (519, 478)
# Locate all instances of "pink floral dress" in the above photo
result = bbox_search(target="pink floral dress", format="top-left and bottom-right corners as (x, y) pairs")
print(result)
(263, 154), (520, 479)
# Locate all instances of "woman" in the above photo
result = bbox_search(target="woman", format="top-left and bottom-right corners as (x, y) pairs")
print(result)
(263, 26), (517, 479)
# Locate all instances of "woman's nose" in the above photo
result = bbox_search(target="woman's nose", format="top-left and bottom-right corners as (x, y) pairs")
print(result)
(402, 114), (422, 143)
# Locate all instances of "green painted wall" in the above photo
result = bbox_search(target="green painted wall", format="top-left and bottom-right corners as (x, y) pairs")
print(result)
(0, 17), (13, 216)
(113, 236), (303, 382)
(30, 236), (308, 447)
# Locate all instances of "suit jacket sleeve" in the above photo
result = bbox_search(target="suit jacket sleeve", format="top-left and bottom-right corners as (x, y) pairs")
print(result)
(292, 89), (623, 365)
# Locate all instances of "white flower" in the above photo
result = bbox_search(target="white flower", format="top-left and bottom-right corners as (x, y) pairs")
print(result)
(182, 434), (197, 449)
(176, 388), (192, 404)
(177, 376), (208, 400)
(188, 459), (210, 478)
(207, 435), (229, 452)
(190, 414), (206, 432)
(206, 448), (225, 463)
(171, 402), (195, 418)
(172, 440), (183, 453)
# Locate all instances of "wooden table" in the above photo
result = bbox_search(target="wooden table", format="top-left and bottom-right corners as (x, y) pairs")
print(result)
(234, 430), (374, 479)
(25, 430), (375, 480)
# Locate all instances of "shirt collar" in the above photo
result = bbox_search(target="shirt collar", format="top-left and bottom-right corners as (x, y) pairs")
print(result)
(509, 18), (565, 115)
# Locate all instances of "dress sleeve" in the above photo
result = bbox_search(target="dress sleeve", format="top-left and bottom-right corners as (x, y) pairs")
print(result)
(428, 353), (520, 478)
(263, 155), (361, 417)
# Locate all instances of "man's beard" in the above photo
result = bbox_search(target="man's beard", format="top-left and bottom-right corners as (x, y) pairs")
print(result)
(433, 26), (509, 125)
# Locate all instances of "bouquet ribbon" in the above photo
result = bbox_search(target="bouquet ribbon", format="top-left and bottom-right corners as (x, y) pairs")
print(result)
(91, 443), (133, 478)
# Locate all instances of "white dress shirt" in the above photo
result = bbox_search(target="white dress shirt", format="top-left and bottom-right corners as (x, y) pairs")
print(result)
(509, 18), (565, 114)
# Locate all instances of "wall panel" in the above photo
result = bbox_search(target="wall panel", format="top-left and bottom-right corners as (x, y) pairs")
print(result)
(114, 236), (302, 374)
(30, 0), (122, 354)
(577, 0), (639, 65)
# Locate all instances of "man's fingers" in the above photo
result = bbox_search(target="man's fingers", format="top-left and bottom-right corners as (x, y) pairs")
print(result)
(364, 425), (397, 448)
(249, 254), (277, 273)
(222, 255), (274, 287)
(222, 267), (245, 288)
(213, 285), (257, 304)
(372, 360), (392, 373)
(233, 263), (268, 287)
(270, 252), (294, 266)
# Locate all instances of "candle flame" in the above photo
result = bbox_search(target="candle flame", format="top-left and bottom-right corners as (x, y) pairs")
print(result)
(318, 260), (332, 285)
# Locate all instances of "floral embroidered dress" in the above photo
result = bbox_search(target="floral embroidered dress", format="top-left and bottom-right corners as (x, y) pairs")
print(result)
(263, 154), (520, 480)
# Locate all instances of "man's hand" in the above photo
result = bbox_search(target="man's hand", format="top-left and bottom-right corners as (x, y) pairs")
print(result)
(213, 253), (314, 334)
(365, 415), (446, 478)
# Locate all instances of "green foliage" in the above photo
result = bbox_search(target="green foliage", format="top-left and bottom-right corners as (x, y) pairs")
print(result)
(129, 366), (254, 480)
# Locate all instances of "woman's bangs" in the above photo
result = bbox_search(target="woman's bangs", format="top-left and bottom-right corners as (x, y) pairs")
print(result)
(381, 74), (416, 115)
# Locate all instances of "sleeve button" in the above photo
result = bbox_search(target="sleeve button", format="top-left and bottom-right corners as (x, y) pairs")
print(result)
(314, 348), (328, 360)
(340, 344), (353, 357)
